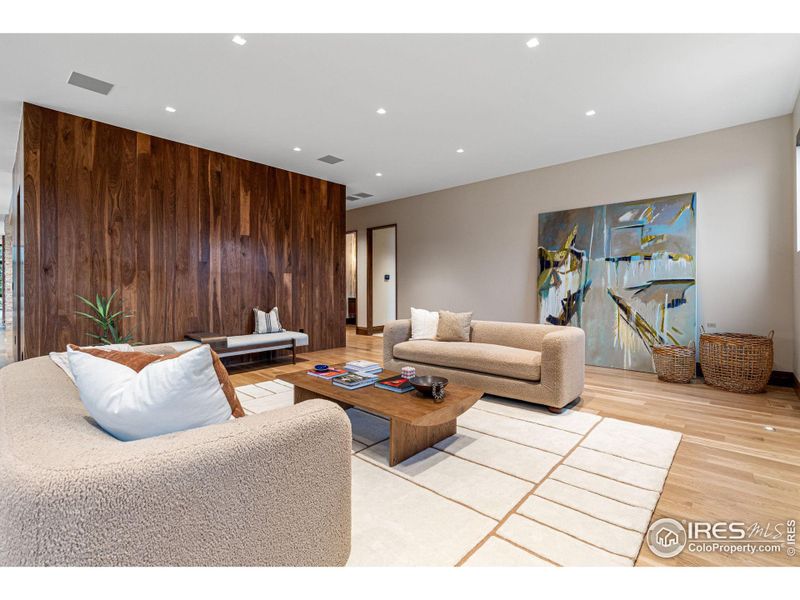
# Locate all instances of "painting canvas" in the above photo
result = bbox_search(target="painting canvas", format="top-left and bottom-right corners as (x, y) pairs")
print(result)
(537, 193), (696, 372)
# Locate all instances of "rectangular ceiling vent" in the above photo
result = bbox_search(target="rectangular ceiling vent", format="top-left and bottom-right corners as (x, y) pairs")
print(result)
(346, 195), (360, 201)
(67, 71), (114, 95)
(355, 192), (373, 199)
(317, 154), (344, 164)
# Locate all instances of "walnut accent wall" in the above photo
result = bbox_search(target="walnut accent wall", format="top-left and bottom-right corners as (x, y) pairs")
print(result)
(22, 103), (345, 357)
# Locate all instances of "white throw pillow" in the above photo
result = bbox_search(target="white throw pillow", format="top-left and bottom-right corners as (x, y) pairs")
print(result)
(67, 344), (232, 441)
(410, 307), (439, 340)
(50, 343), (135, 383)
(253, 306), (283, 334)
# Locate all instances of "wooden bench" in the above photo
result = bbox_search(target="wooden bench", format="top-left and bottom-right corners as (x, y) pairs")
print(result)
(184, 331), (309, 364)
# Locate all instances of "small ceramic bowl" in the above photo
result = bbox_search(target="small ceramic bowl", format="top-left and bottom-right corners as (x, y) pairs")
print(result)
(314, 364), (330, 372)
(409, 375), (449, 398)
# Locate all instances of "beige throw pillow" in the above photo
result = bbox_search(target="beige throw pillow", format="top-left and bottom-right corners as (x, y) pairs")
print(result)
(436, 310), (473, 342)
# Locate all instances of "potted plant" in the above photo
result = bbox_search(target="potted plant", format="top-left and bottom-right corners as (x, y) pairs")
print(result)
(75, 289), (136, 345)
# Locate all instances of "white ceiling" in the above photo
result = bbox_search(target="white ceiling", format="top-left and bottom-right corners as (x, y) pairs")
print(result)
(1, 33), (800, 214)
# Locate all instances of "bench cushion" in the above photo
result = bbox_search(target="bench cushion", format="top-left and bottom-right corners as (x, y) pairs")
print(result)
(226, 331), (309, 349)
(393, 340), (541, 382)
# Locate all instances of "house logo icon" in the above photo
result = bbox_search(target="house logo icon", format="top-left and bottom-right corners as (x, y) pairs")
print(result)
(647, 518), (687, 558)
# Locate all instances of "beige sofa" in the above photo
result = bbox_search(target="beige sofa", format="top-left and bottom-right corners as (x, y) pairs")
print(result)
(0, 351), (352, 566)
(384, 319), (585, 411)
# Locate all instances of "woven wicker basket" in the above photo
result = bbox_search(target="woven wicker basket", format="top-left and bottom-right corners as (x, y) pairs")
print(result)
(652, 343), (695, 383)
(699, 331), (773, 393)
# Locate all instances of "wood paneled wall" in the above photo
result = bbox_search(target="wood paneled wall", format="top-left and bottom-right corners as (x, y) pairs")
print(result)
(22, 103), (345, 357)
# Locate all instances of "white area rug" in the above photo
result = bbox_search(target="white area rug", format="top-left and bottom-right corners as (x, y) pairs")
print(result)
(235, 383), (682, 566)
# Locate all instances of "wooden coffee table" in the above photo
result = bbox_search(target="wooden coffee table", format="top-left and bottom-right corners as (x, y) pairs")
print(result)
(282, 366), (482, 466)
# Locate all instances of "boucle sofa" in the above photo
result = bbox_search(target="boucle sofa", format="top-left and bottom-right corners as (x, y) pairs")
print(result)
(384, 319), (585, 411)
(0, 348), (352, 566)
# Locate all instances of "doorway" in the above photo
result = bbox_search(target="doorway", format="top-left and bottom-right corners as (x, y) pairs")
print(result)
(366, 224), (397, 335)
(345, 231), (357, 325)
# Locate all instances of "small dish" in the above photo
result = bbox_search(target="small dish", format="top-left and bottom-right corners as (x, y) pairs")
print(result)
(314, 364), (330, 372)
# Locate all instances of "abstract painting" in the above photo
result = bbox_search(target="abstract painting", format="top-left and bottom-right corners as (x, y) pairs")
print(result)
(538, 193), (696, 372)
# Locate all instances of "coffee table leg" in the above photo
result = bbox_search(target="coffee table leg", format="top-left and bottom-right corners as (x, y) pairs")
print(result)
(294, 387), (321, 403)
(389, 419), (457, 466)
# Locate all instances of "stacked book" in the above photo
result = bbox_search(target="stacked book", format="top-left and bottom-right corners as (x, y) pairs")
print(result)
(306, 367), (348, 380)
(374, 375), (414, 394)
(332, 371), (380, 390)
(344, 360), (383, 378)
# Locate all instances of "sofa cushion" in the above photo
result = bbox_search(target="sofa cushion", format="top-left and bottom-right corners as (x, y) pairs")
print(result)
(226, 331), (309, 349)
(254, 306), (283, 333)
(393, 340), (541, 382)
(436, 310), (473, 342)
(69, 344), (245, 418)
(67, 344), (233, 441)
(410, 307), (439, 340)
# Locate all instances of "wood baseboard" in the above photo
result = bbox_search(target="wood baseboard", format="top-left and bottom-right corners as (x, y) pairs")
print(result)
(356, 325), (384, 336)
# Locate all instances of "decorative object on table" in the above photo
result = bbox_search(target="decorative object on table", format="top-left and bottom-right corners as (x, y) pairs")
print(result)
(538, 192), (696, 373)
(401, 366), (416, 379)
(344, 360), (383, 377)
(652, 343), (695, 384)
(375, 375), (414, 393)
(436, 310), (473, 342)
(332, 371), (379, 390)
(409, 375), (449, 399)
(307, 367), (347, 380)
(314, 364), (330, 372)
(699, 330), (773, 393)
(76, 289), (136, 345)
(431, 381), (447, 402)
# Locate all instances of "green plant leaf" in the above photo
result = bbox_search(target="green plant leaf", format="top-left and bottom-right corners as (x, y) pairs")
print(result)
(77, 289), (136, 346)
(75, 311), (107, 329)
(76, 294), (99, 314)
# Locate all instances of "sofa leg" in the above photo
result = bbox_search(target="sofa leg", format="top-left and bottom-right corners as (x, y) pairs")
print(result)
(548, 397), (581, 414)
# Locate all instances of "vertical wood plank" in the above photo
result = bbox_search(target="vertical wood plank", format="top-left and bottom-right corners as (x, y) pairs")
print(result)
(21, 103), (345, 355)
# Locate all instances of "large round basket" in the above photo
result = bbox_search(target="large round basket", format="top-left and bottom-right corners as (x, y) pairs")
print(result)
(699, 331), (773, 394)
(652, 344), (695, 384)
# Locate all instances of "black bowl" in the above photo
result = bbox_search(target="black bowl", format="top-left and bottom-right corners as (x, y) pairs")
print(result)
(409, 375), (449, 398)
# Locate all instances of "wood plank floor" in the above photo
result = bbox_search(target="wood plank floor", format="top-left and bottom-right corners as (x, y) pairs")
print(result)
(230, 326), (800, 566)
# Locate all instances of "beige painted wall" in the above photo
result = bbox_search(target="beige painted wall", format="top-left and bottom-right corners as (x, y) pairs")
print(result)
(371, 226), (397, 327)
(347, 116), (796, 371)
(792, 94), (800, 378)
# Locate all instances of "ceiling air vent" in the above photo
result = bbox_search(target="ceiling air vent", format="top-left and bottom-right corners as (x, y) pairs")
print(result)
(346, 195), (360, 201)
(355, 192), (373, 199)
(67, 71), (114, 95)
(317, 154), (344, 164)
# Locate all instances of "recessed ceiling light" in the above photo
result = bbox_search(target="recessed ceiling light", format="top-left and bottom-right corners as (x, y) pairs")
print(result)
(165, 106), (176, 113)
(585, 109), (597, 117)
(375, 172), (383, 177)
(456, 148), (465, 153)
(232, 35), (247, 46)
(293, 147), (302, 152)
(376, 108), (387, 115)
(526, 37), (540, 48)
(763, 425), (776, 432)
